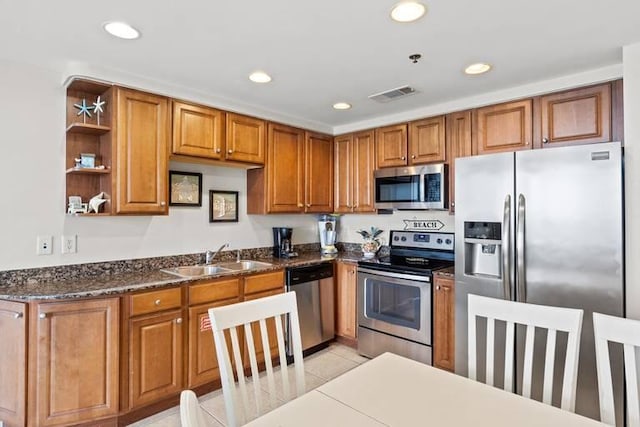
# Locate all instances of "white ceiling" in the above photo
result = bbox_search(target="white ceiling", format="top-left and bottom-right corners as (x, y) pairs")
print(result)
(2, 0), (640, 133)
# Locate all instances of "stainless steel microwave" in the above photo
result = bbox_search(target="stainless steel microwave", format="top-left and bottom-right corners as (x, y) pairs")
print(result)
(374, 164), (448, 210)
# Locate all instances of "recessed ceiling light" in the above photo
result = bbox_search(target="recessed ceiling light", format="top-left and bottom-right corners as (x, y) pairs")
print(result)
(333, 102), (352, 110)
(249, 71), (272, 83)
(465, 63), (492, 75)
(103, 21), (140, 40)
(390, 2), (427, 22)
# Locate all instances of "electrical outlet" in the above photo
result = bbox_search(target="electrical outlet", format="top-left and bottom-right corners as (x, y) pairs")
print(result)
(37, 235), (53, 255)
(61, 235), (77, 254)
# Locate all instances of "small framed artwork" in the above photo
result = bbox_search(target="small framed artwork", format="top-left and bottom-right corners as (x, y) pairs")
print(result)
(209, 190), (239, 222)
(169, 171), (202, 206)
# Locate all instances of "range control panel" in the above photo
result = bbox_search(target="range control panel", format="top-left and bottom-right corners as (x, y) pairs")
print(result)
(389, 230), (454, 252)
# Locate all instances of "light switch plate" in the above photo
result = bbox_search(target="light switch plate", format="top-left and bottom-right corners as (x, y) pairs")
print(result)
(61, 235), (77, 254)
(37, 235), (53, 255)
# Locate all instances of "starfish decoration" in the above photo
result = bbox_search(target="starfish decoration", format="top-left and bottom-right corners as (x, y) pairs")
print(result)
(74, 98), (94, 118)
(93, 96), (105, 114)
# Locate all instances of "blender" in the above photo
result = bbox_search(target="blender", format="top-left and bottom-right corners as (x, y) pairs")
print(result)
(318, 214), (338, 255)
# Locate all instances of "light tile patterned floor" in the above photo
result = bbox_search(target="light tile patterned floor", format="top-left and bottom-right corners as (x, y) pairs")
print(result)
(128, 343), (368, 427)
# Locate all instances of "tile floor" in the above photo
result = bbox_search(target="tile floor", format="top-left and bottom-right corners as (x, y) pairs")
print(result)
(128, 343), (369, 427)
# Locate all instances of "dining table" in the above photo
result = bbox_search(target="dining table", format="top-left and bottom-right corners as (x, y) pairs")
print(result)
(244, 352), (606, 426)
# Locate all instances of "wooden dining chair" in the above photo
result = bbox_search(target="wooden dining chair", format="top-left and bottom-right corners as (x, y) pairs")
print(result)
(208, 291), (306, 427)
(179, 389), (209, 427)
(467, 294), (583, 412)
(594, 312), (640, 427)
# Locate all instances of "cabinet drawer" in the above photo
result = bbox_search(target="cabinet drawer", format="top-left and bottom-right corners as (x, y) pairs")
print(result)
(244, 270), (285, 295)
(130, 287), (182, 316)
(189, 278), (240, 306)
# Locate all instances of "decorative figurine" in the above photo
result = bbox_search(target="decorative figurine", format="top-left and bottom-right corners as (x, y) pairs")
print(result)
(93, 95), (106, 125)
(88, 192), (108, 213)
(67, 196), (88, 214)
(73, 98), (94, 123)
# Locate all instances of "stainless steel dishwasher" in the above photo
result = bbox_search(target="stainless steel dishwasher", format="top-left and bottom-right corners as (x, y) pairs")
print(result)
(286, 263), (334, 357)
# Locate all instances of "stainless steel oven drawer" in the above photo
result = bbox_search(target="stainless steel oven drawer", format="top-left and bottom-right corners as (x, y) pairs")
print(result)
(358, 326), (432, 365)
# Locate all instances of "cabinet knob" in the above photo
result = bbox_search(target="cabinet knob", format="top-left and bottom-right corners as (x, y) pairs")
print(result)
(216, 148), (221, 153)
(39, 313), (46, 319)
(306, 203), (311, 208)
(526, 141), (530, 145)
(436, 285), (441, 290)
(411, 155), (416, 159)
(176, 318), (182, 324)
(14, 312), (23, 319)
(542, 137), (549, 144)
(160, 201), (166, 206)
(297, 203), (303, 208)
(154, 299), (161, 306)
(401, 156), (406, 160)
(228, 150), (233, 154)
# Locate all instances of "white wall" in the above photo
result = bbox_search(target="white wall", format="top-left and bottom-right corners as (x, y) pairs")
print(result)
(623, 43), (640, 320)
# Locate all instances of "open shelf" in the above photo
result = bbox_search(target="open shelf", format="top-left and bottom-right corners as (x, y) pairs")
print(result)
(66, 123), (111, 135)
(66, 167), (111, 175)
(66, 212), (111, 217)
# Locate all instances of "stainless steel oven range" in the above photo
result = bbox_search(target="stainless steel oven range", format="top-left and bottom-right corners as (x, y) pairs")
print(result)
(357, 230), (454, 364)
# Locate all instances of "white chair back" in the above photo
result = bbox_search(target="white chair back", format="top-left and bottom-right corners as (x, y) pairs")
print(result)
(467, 294), (583, 412)
(594, 312), (640, 427)
(180, 389), (208, 427)
(208, 291), (305, 427)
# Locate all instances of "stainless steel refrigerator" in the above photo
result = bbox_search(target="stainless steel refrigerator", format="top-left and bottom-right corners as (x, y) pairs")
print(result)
(454, 142), (624, 424)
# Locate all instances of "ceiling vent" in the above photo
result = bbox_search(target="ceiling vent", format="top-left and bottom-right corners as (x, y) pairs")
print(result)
(368, 85), (417, 103)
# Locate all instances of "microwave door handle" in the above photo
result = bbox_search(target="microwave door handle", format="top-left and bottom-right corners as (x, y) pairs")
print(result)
(516, 194), (526, 302)
(502, 195), (512, 300)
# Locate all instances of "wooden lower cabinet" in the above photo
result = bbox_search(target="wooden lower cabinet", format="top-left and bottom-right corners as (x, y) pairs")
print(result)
(30, 298), (120, 426)
(335, 261), (357, 342)
(0, 300), (27, 427)
(433, 274), (455, 371)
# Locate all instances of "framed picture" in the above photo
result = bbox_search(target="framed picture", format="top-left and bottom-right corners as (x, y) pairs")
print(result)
(169, 171), (202, 206)
(209, 190), (239, 222)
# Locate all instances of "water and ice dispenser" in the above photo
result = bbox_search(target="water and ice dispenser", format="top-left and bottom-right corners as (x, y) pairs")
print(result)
(463, 222), (502, 278)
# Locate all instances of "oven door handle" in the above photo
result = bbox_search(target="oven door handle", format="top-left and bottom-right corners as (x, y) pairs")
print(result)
(357, 267), (431, 283)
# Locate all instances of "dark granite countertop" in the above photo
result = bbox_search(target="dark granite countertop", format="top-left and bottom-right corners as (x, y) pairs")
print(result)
(0, 252), (366, 301)
(433, 266), (455, 278)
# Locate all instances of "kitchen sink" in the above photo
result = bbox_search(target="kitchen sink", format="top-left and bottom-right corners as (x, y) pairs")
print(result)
(162, 265), (232, 278)
(216, 260), (273, 271)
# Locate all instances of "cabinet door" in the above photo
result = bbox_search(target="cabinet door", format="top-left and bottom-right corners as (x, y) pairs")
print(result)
(335, 262), (357, 340)
(352, 130), (376, 213)
(188, 298), (239, 388)
(376, 124), (408, 168)
(446, 110), (472, 213)
(129, 309), (183, 408)
(433, 275), (455, 371)
(243, 288), (285, 368)
(0, 300), (26, 427)
(538, 83), (611, 148)
(473, 99), (532, 154)
(409, 116), (446, 164)
(267, 123), (305, 212)
(172, 101), (225, 159)
(115, 88), (169, 214)
(31, 298), (119, 426)
(333, 134), (353, 214)
(226, 113), (266, 164)
(305, 132), (334, 213)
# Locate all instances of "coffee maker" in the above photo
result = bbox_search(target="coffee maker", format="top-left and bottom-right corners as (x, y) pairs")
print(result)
(273, 227), (298, 258)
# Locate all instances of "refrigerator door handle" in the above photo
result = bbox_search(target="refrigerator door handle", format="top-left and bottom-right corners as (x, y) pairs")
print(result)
(502, 194), (512, 300)
(516, 193), (526, 302)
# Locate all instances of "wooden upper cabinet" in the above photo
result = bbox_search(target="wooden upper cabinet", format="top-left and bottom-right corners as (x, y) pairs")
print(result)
(115, 87), (169, 214)
(267, 123), (305, 213)
(305, 132), (334, 213)
(334, 130), (375, 214)
(0, 300), (26, 427)
(409, 116), (446, 164)
(473, 99), (532, 154)
(226, 113), (266, 164)
(446, 110), (472, 213)
(31, 298), (119, 426)
(334, 134), (353, 214)
(172, 101), (225, 160)
(376, 124), (408, 168)
(537, 83), (611, 148)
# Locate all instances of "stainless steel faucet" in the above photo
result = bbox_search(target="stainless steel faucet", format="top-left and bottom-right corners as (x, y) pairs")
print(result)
(205, 243), (229, 264)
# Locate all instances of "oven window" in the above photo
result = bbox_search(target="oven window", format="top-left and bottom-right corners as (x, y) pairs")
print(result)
(376, 175), (420, 203)
(364, 278), (421, 330)
(424, 173), (442, 203)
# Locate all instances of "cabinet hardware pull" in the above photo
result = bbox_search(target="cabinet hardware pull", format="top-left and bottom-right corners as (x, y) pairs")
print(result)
(542, 137), (549, 144)
(160, 201), (166, 206)
(306, 203), (311, 207)
(228, 150), (233, 154)
(154, 299), (161, 306)
(39, 313), (46, 319)
(14, 312), (23, 319)
(216, 148), (221, 153)
(436, 285), (441, 290)
(411, 155), (416, 159)
(176, 318), (182, 324)
(401, 156), (406, 160)
(297, 203), (303, 208)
